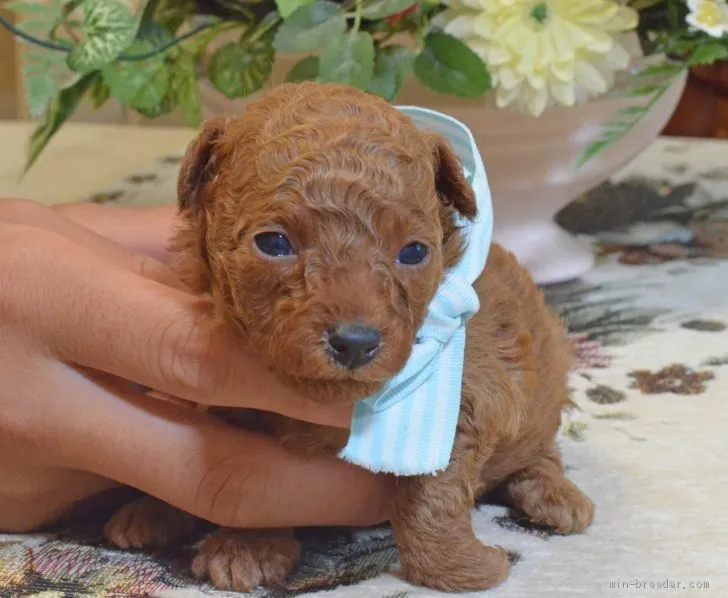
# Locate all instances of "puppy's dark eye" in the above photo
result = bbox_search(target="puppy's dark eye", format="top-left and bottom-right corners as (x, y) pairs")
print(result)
(397, 242), (428, 266)
(254, 232), (295, 257)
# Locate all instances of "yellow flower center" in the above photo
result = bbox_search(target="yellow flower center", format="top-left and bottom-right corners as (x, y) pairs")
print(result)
(697, 1), (725, 26)
(529, 2), (550, 25)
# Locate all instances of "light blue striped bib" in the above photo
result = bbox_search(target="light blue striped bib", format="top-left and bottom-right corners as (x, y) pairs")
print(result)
(338, 107), (493, 476)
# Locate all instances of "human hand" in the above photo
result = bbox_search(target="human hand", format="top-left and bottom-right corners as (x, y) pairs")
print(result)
(52, 202), (179, 265)
(0, 199), (393, 533)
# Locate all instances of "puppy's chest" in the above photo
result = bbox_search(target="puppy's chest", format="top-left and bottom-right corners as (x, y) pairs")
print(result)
(211, 408), (349, 456)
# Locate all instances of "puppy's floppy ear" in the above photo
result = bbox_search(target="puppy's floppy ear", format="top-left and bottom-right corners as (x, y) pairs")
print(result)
(177, 117), (230, 212)
(429, 133), (478, 221)
(173, 117), (230, 290)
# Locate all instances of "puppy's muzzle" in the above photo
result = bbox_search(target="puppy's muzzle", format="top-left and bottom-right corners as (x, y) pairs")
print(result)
(327, 324), (382, 370)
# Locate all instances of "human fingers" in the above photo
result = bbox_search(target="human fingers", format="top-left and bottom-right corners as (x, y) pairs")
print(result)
(0, 222), (352, 427)
(50, 202), (178, 265)
(44, 367), (393, 529)
(0, 198), (182, 289)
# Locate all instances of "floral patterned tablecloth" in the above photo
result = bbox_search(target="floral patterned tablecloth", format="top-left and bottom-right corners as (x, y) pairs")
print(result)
(2, 138), (727, 598)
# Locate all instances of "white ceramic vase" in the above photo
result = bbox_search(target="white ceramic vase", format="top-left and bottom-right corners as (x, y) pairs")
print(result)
(199, 55), (686, 285)
(394, 72), (687, 284)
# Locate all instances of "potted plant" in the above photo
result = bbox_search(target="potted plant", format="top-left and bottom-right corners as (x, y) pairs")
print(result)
(2, 0), (727, 282)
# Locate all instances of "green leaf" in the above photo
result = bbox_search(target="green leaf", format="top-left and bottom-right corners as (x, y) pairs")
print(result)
(361, 0), (417, 20)
(7, 0), (71, 117)
(602, 120), (634, 131)
(89, 75), (111, 108)
(137, 0), (164, 26)
(25, 73), (97, 174)
(184, 22), (225, 58)
(24, 74), (57, 118)
(2, 2), (53, 16)
(102, 40), (170, 110)
(616, 106), (646, 117)
(276, 0), (314, 19)
(319, 32), (375, 90)
(667, 39), (697, 56)
(67, 0), (136, 73)
(171, 50), (202, 127)
(689, 43), (728, 66)
(23, 20), (60, 35)
(367, 45), (414, 101)
(6, 0), (63, 24)
(209, 36), (274, 99)
(629, 0), (663, 9)
(624, 84), (660, 98)
(24, 72), (57, 118)
(21, 47), (70, 117)
(155, 0), (197, 34)
(133, 19), (174, 53)
(286, 56), (320, 82)
(206, 0), (255, 20)
(273, 0), (346, 53)
(577, 140), (610, 169)
(414, 31), (490, 98)
(134, 92), (177, 118)
(634, 63), (682, 79)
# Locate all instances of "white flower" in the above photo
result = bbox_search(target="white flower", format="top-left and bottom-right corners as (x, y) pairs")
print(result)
(436, 0), (638, 117)
(686, 0), (728, 38)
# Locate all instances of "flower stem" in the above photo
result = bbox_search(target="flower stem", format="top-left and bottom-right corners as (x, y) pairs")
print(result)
(0, 14), (219, 61)
(246, 12), (281, 43)
(353, 0), (363, 32)
(667, 0), (679, 30)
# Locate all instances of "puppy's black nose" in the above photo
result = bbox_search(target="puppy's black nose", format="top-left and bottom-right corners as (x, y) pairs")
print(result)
(327, 324), (382, 369)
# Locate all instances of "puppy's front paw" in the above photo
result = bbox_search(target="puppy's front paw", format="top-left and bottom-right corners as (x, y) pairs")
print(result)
(401, 543), (510, 592)
(105, 497), (197, 549)
(192, 530), (301, 592)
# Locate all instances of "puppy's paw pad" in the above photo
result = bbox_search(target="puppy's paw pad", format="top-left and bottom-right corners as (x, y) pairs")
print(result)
(192, 533), (301, 592)
(104, 498), (196, 550)
(401, 544), (510, 592)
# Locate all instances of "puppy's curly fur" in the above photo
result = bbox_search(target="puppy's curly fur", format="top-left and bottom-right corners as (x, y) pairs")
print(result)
(105, 82), (594, 593)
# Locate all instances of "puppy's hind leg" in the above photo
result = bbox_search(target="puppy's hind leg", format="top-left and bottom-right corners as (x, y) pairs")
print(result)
(503, 445), (595, 535)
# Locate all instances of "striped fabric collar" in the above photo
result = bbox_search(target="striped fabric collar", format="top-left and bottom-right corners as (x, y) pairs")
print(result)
(338, 106), (493, 476)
